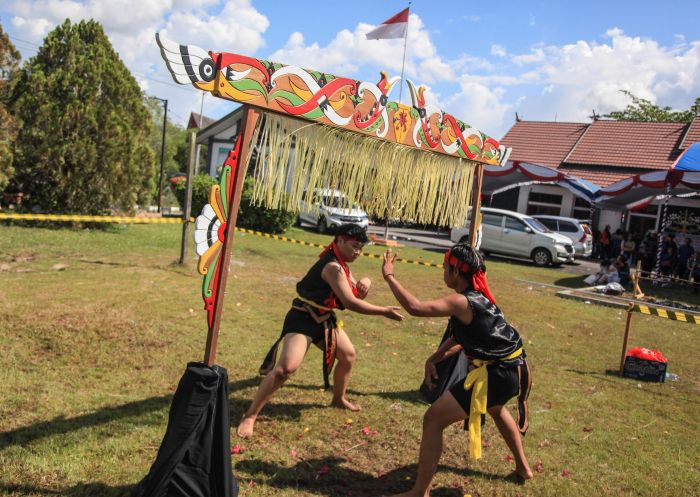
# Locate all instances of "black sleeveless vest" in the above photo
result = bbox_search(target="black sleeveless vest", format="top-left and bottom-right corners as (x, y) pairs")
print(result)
(296, 251), (346, 310)
(449, 291), (523, 362)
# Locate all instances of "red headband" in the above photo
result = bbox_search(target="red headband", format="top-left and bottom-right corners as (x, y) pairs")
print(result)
(444, 248), (496, 304)
(443, 249), (472, 274)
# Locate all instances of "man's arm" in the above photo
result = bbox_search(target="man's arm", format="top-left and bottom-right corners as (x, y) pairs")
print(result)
(322, 263), (401, 320)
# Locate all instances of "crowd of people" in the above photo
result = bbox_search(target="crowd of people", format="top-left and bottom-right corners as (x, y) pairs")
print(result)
(590, 226), (698, 293)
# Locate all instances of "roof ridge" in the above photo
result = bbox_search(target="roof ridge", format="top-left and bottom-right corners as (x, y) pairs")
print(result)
(562, 122), (591, 163)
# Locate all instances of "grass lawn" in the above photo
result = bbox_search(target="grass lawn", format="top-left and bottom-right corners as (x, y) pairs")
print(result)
(0, 223), (699, 497)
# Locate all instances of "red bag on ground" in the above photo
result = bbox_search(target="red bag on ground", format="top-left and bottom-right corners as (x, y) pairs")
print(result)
(627, 347), (667, 363)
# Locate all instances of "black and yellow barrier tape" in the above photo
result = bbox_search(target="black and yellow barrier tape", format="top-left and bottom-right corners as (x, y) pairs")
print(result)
(0, 213), (444, 269)
(0, 212), (185, 223)
(628, 303), (700, 325)
(233, 227), (444, 268)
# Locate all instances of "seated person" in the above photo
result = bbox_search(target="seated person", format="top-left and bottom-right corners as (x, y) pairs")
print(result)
(615, 256), (630, 287)
(659, 247), (677, 277)
(585, 259), (619, 285)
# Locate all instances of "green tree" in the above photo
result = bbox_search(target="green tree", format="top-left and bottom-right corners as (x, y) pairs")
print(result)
(604, 90), (700, 123)
(0, 23), (21, 192)
(10, 19), (155, 214)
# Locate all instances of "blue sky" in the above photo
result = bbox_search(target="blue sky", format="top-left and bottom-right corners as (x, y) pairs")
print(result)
(2, 0), (699, 139)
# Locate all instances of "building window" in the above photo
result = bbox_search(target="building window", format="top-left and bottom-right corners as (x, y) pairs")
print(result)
(573, 197), (592, 221)
(526, 191), (562, 216)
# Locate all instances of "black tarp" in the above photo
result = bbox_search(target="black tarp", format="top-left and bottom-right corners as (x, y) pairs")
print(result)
(132, 362), (237, 497)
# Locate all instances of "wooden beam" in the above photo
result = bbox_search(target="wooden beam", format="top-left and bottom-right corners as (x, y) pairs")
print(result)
(203, 106), (260, 366)
(619, 306), (634, 376)
(468, 164), (484, 246)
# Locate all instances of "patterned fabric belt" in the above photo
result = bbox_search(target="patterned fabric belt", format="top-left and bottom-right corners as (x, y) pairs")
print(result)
(464, 347), (524, 460)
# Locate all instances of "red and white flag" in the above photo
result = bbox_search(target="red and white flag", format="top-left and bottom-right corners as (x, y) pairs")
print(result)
(365, 8), (409, 40)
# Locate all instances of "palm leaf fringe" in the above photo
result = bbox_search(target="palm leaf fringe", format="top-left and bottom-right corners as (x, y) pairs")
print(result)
(248, 111), (477, 228)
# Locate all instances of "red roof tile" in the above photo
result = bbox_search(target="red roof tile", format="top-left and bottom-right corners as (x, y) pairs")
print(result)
(680, 116), (700, 149)
(557, 165), (648, 187)
(500, 121), (588, 169)
(564, 120), (686, 169)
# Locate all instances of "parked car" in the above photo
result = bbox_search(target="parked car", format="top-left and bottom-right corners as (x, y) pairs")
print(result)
(297, 189), (369, 233)
(450, 207), (575, 266)
(533, 215), (592, 257)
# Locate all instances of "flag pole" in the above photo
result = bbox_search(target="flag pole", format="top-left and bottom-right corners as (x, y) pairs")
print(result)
(383, 2), (410, 241)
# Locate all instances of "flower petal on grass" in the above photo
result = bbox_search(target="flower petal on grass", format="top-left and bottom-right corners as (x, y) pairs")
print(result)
(534, 459), (544, 473)
(562, 469), (570, 477)
(363, 426), (371, 436)
(231, 444), (243, 454)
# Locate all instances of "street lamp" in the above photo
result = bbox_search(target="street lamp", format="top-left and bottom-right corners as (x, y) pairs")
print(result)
(152, 96), (168, 212)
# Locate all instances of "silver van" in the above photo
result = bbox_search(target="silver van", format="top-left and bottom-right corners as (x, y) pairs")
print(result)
(297, 188), (369, 233)
(533, 215), (593, 257)
(450, 207), (575, 266)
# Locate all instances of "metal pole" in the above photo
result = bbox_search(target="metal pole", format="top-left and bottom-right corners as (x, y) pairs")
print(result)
(179, 130), (197, 264)
(157, 98), (168, 212)
(654, 185), (672, 282)
(383, 3), (410, 241)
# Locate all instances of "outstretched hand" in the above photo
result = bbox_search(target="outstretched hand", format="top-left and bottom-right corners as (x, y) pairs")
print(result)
(383, 306), (403, 321)
(382, 249), (397, 278)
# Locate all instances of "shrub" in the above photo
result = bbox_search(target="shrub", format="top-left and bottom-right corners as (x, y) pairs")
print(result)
(172, 175), (295, 234)
(170, 173), (216, 216)
(237, 178), (296, 234)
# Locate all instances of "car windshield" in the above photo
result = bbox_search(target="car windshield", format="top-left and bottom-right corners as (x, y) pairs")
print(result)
(323, 195), (357, 209)
(524, 217), (551, 233)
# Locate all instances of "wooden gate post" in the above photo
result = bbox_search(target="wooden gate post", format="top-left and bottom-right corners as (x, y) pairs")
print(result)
(203, 106), (260, 366)
(468, 164), (484, 246)
(619, 304), (634, 376)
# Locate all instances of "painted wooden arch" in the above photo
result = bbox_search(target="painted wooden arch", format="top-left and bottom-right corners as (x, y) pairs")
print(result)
(156, 33), (511, 166)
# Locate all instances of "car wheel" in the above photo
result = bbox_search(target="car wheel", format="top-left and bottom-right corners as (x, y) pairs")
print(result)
(295, 215), (302, 227)
(317, 216), (327, 234)
(531, 248), (552, 267)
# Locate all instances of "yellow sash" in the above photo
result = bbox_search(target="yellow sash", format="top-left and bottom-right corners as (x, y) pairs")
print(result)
(464, 347), (523, 459)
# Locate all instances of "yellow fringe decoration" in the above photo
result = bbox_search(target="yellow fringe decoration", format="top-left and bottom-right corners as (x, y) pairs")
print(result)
(248, 112), (476, 228)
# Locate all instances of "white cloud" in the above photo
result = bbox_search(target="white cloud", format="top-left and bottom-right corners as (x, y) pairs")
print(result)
(269, 13), (455, 85)
(488, 28), (700, 136)
(4, 0), (269, 127)
(444, 76), (511, 137)
(491, 44), (506, 57)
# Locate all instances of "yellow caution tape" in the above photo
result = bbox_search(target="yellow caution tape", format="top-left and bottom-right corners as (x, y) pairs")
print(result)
(0, 213), (186, 223)
(629, 303), (700, 325)
(0, 213), (444, 269)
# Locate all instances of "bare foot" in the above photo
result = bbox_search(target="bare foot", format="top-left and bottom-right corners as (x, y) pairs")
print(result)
(237, 415), (257, 438)
(330, 397), (361, 411)
(507, 468), (534, 483)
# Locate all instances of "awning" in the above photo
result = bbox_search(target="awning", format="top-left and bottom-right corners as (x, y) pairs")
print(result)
(595, 143), (700, 208)
(483, 160), (599, 202)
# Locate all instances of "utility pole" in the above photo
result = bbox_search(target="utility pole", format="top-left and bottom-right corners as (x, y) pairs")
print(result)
(154, 97), (168, 212)
(179, 130), (197, 264)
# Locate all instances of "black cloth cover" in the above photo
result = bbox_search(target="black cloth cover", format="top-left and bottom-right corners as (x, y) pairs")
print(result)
(132, 362), (238, 497)
(419, 326), (469, 404)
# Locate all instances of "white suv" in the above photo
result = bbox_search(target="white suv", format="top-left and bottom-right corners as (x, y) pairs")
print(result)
(533, 215), (593, 258)
(297, 189), (369, 233)
(450, 207), (575, 266)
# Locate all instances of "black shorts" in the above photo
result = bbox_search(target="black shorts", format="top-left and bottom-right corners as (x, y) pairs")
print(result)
(281, 307), (331, 345)
(449, 363), (520, 415)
